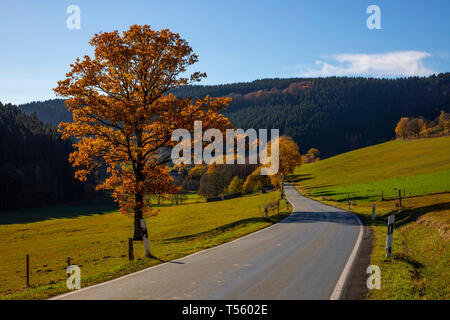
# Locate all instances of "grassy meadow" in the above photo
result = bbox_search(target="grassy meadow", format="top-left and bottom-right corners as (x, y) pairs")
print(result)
(0, 191), (289, 300)
(292, 135), (450, 200)
(290, 136), (450, 299)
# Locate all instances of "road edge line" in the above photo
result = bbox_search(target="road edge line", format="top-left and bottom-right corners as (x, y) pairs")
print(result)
(329, 209), (364, 300)
(287, 186), (365, 300)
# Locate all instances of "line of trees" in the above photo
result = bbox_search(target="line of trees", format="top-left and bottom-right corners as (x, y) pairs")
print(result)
(192, 136), (304, 197)
(395, 110), (450, 139)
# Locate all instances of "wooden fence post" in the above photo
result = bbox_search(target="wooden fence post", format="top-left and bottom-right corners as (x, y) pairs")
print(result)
(128, 238), (134, 261)
(67, 257), (71, 278)
(277, 200), (279, 216)
(26, 254), (30, 288)
(347, 193), (350, 210)
(386, 215), (395, 257)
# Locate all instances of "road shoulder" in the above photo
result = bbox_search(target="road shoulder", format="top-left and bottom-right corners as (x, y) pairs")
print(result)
(339, 212), (373, 300)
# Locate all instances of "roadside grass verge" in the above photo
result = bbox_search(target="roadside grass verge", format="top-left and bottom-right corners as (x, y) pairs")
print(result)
(0, 191), (289, 300)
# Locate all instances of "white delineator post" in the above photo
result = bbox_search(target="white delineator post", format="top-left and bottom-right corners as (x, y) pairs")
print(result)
(140, 219), (151, 258)
(385, 215), (395, 257)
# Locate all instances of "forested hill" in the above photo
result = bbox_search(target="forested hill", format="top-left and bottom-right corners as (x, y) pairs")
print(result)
(19, 73), (450, 157)
(20, 99), (73, 127)
(0, 102), (83, 210)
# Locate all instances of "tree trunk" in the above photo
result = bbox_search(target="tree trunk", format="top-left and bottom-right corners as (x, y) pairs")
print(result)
(134, 131), (145, 240)
(133, 192), (144, 240)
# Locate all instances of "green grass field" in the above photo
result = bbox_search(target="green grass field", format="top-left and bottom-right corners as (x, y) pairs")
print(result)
(0, 191), (289, 300)
(290, 136), (450, 299)
(292, 135), (450, 201)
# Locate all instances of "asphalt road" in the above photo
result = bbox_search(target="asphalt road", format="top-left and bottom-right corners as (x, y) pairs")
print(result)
(53, 184), (362, 300)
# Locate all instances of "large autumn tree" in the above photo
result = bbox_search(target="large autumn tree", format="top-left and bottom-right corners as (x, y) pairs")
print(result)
(54, 25), (231, 239)
(266, 135), (301, 186)
(242, 136), (301, 191)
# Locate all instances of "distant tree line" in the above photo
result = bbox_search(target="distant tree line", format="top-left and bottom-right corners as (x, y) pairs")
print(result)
(181, 136), (304, 198)
(395, 110), (450, 139)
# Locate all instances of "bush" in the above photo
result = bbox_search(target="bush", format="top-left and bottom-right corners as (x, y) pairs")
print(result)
(227, 176), (243, 194)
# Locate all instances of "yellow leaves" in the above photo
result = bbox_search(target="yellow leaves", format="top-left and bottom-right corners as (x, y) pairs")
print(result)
(261, 136), (302, 186)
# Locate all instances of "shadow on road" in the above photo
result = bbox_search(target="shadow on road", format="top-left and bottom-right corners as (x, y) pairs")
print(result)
(281, 210), (360, 226)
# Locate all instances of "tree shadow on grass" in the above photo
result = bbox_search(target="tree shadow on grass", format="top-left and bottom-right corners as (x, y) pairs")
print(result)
(392, 253), (424, 270)
(288, 174), (314, 183)
(305, 183), (336, 190)
(0, 203), (118, 225)
(145, 253), (186, 264)
(312, 190), (375, 202)
(374, 202), (450, 228)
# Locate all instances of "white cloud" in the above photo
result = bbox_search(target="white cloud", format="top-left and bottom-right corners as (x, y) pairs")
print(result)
(298, 51), (435, 78)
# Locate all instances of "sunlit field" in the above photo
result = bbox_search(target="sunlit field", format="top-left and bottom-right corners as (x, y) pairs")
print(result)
(0, 191), (289, 300)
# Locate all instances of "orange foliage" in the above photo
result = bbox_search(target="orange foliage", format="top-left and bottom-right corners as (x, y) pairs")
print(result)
(54, 25), (231, 239)
(277, 136), (302, 175)
(265, 136), (302, 186)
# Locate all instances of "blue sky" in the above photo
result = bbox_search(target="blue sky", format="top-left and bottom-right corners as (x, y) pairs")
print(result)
(1, 0), (449, 104)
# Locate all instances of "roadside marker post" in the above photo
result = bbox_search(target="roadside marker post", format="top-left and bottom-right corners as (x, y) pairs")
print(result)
(386, 215), (395, 257)
(372, 204), (376, 221)
(347, 194), (350, 210)
(264, 205), (268, 219)
(140, 219), (151, 258)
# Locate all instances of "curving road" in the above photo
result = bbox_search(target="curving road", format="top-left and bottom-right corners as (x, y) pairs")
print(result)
(52, 184), (362, 300)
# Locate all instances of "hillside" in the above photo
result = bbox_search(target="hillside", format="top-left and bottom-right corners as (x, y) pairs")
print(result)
(19, 73), (450, 157)
(0, 102), (83, 210)
(291, 135), (450, 202)
(290, 136), (450, 299)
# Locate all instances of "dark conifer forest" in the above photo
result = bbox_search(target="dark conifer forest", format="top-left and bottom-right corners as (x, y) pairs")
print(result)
(0, 102), (83, 210)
